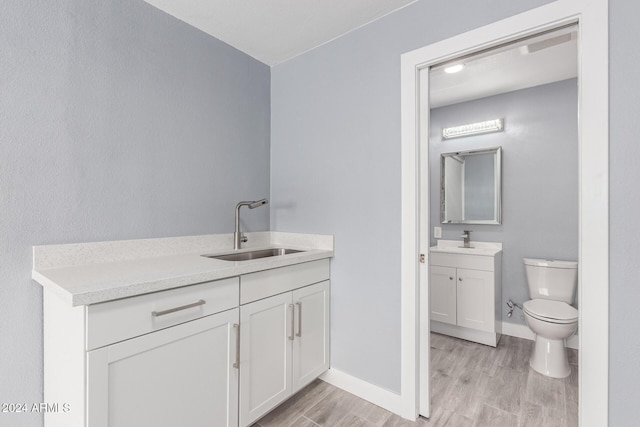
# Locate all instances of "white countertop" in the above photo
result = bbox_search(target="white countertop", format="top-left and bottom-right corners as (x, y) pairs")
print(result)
(429, 239), (502, 256)
(32, 232), (334, 306)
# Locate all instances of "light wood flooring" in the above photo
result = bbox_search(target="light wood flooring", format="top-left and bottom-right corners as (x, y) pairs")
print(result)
(253, 333), (578, 427)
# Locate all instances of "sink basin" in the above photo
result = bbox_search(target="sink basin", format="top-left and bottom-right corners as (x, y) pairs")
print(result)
(202, 248), (303, 262)
(430, 240), (502, 256)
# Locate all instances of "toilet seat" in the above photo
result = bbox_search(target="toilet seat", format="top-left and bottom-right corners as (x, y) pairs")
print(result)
(523, 299), (578, 324)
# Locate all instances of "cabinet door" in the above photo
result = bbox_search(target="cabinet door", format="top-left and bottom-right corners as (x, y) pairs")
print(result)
(239, 292), (293, 427)
(292, 281), (330, 392)
(430, 265), (457, 325)
(456, 268), (494, 332)
(87, 308), (239, 427)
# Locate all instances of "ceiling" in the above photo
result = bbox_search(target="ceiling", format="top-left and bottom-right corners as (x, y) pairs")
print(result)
(143, 0), (417, 66)
(141, 2), (577, 106)
(430, 26), (578, 108)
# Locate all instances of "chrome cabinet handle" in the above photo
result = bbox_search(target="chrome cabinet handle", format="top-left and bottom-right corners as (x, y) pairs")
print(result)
(233, 324), (240, 369)
(459, 277), (463, 281)
(296, 302), (302, 337)
(449, 276), (453, 280)
(151, 299), (206, 317)
(288, 304), (295, 341)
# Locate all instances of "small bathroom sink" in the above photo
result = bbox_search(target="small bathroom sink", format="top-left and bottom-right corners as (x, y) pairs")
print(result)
(430, 240), (502, 256)
(202, 248), (303, 261)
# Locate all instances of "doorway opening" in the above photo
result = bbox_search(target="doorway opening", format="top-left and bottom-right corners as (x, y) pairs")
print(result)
(426, 25), (579, 425)
(400, 1), (608, 425)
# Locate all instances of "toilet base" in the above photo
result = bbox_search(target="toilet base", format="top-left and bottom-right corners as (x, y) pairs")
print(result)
(530, 335), (570, 378)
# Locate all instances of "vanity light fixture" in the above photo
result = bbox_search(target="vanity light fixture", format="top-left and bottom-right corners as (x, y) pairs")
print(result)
(444, 64), (464, 74)
(442, 119), (504, 139)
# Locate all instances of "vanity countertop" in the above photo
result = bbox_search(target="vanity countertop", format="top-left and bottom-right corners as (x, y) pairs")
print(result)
(429, 239), (502, 256)
(32, 231), (333, 306)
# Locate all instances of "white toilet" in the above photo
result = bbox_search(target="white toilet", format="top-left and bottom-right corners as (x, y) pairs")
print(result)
(522, 258), (578, 378)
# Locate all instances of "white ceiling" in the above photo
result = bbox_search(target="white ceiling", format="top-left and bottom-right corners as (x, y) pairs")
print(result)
(430, 27), (578, 108)
(143, 0), (417, 66)
(142, 2), (577, 105)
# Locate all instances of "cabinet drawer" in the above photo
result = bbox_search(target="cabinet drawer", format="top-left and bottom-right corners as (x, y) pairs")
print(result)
(241, 260), (330, 305)
(87, 277), (239, 350)
(429, 252), (494, 271)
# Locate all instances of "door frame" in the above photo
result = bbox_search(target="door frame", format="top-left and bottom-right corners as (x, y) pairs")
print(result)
(400, 0), (608, 425)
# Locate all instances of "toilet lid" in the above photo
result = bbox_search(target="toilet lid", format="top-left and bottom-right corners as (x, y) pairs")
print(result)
(523, 299), (578, 322)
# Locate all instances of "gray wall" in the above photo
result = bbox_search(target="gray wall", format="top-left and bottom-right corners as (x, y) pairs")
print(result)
(609, 1), (640, 424)
(3, 0), (638, 424)
(270, 0), (554, 393)
(271, 0), (640, 419)
(0, 1), (269, 425)
(430, 80), (579, 326)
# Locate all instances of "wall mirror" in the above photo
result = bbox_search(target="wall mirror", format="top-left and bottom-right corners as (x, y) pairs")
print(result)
(441, 147), (502, 224)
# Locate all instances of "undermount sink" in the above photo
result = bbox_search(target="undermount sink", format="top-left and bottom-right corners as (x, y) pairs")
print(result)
(202, 248), (303, 262)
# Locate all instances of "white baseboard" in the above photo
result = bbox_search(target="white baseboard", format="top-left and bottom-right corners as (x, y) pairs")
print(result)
(500, 321), (579, 350)
(319, 368), (403, 415)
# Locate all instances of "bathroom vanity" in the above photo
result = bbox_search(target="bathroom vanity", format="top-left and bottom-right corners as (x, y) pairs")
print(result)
(429, 240), (502, 346)
(32, 232), (333, 427)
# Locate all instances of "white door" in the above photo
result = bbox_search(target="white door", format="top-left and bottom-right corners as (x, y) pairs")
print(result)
(430, 265), (457, 325)
(456, 268), (494, 332)
(239, 292), (293, 427)
(292, 281), (330, 392)
(87, 308), (239, 427)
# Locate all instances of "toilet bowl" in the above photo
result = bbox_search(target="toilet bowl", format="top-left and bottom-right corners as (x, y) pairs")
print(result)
(523, 258), (578, 378)
(523, 299), (578, 378)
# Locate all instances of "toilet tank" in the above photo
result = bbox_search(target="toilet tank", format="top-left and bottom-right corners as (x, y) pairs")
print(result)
(524, 258), (578, 303)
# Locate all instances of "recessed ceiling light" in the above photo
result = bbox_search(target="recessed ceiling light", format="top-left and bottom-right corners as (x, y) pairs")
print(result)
(444, 64), (465, 74)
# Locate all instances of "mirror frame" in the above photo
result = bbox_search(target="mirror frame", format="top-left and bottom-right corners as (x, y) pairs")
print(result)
(440, 146), (502, 225)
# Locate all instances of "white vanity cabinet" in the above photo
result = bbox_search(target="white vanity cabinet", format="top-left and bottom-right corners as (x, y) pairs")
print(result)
(238, 260), (330, 427)
(35, 232), (334, 427)
(429, 246), (502, 346)
(42, 258), (330, 427)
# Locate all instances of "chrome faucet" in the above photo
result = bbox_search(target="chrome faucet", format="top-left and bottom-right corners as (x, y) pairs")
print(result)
(460, 230), (471, 248)
(234, 199), (268, 250)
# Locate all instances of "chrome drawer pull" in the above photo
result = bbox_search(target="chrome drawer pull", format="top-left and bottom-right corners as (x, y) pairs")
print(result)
(296, 302), (302, 337)
(151, 299), (206, 317)
(288, 304), (295, 341)
(233, 324), (240, 369)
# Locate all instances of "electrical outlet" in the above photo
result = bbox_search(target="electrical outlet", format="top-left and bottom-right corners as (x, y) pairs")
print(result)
(434, 226), (442, 238)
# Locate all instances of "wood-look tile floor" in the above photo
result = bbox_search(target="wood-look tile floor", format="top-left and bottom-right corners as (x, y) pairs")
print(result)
(253, 333), (578, 427)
